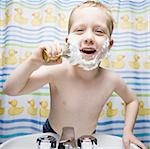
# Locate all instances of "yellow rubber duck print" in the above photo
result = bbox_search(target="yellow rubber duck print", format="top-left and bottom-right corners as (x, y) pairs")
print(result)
(100, 57), (110, 68)
(8, 100), (24, 116)
(14, 8), (28, 25)
(106, 101), (118, 117)
(32, 12), (42, 26)
(0, 51), (5, 67)
(120, 15), (133, 29)
(0, 9), (11, 26)
(27, 99), (38, 116)
(138, 101), (150, 116)
(44, 6), (55, 23)
(39, 100), (50, 118)
(143, 56), (150, 69)
(135, 16), (147, 31)
(57, 12), (67, 29)
(5, 49), (17, 65)
(129, 54), (140, 69)
(0, 100), (5, 115)
(112, 55), (125, 69)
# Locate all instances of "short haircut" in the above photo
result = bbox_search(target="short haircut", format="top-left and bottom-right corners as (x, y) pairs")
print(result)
(68, 1), (114, 36)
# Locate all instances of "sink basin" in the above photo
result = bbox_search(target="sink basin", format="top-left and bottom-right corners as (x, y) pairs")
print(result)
(93, 133), (140, 149)
(0, 133), (140, 149)
(0, 133), (59, 149)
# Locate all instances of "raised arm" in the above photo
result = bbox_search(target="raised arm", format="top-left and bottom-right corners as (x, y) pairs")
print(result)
(3, 42), (62, 96)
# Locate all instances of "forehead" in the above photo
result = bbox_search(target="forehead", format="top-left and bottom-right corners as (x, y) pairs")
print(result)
(71, 7), (108, 28)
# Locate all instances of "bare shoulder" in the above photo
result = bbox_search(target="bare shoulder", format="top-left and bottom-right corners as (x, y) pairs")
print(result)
(102, 68), (137, 102)
(99, 68), (119, 80)
(99, 68), (125, 88)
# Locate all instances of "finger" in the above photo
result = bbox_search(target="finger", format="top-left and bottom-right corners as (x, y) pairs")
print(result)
(131, 137), (147, 149)
(41, 43), (62, 62)
(134, 141), (147, 149)
(47, 57), (62, 65)
(48, 43), (61, 61)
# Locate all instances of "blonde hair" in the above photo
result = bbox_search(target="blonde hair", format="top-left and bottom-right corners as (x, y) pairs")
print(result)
(68, 1), (114, 36)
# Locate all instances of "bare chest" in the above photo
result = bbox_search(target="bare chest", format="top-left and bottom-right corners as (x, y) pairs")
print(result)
(50, 79), (113, 113)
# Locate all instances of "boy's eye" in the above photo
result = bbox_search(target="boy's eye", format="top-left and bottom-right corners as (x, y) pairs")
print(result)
(76, 29), (84, 32)
(74, 28), (84, 34)
(95, 30), (104, 35)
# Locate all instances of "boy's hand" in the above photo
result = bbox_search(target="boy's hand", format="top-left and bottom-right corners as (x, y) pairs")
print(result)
(122, 132), (147, 149)
(32, 41), (63, 66)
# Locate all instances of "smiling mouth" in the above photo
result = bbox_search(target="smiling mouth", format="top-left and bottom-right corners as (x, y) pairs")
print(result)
(80, 49), (96, 54)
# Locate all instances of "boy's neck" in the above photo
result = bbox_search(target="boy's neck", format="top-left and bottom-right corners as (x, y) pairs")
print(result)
(69, 65), (102, 80)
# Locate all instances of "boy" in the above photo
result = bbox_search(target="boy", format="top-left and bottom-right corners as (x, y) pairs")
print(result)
(3, 1), (146, 149)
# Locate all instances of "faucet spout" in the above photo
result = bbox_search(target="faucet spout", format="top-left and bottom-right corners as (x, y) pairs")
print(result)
(58, 127), (77, 149)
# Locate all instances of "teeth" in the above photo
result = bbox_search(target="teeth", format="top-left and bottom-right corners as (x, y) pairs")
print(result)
(82, 48), (95, 51)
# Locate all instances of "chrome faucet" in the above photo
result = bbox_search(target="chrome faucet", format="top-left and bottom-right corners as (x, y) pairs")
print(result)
(58, 127), (77, 149)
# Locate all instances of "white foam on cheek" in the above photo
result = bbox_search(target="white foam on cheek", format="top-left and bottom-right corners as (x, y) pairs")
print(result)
(96, 38), (110, 60)
(67, 36), (82, 65)
(66, 36), (110, 71)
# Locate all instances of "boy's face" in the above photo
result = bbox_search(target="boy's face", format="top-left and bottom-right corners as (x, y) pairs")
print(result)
(67, 7), (113, 61)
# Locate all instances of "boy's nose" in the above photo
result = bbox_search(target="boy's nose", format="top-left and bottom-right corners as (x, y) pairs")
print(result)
(84, 38), (94, 45)
(83, 31), (95, 45)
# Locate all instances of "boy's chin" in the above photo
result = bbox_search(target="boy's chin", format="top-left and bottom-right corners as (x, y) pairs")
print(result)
(78, 58), (101, 71)
(81, 54), (96, 61)
(79, 63), (100, 71)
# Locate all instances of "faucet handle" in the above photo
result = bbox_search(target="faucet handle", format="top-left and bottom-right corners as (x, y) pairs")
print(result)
(77, 135), (97, 149)
(36, 135), (57, 149)
(58, 138), (76, 149)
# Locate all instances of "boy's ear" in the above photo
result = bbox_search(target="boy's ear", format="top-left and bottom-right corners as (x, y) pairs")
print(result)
(109, 39), (113, 49)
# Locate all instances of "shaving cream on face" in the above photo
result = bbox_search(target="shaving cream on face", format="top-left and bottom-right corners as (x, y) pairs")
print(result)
(66, 36), (110, 71)
(65, 38), (82, 66)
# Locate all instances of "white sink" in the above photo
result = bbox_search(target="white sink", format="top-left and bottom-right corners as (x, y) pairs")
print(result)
(0, 133), (140, 149)
(93, 133), (140, 149)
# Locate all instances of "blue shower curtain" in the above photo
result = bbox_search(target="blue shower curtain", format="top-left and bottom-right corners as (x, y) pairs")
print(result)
(0, 0), (150, 147)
